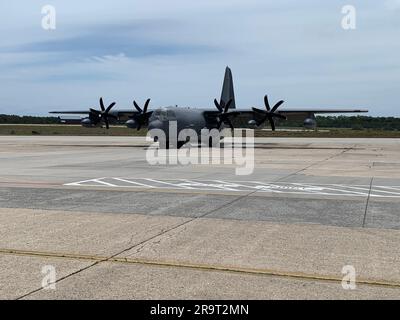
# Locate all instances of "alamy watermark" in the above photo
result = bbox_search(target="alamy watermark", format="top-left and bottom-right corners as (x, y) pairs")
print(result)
(41, 5), (56, 30)
(40, 5), (357, 32)
(341, 265), (357, 290)
(146, 123), (255, 176)
(41, 265), (57, 290)
(341, 5), (357, 30)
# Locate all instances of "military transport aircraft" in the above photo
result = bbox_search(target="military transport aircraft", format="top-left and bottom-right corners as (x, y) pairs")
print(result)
(50, 67), (368, 148)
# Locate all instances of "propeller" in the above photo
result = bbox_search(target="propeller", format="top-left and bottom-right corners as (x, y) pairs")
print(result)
(130, 98), (152, 130)
(214, 98), (240, 131)
(89, 97), (117, 129)
(252, 95), (287, 131)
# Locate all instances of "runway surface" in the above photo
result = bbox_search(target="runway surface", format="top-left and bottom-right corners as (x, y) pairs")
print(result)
(1, 136), (400, 299)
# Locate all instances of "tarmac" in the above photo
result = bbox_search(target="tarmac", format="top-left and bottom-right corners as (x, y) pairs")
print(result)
(1, 136), (400, 299)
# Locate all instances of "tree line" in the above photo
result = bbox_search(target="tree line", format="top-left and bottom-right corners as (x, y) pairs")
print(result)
(0, 114), (59, 124)
(1, 114), (400, 130)
(316, 116), (400, 130)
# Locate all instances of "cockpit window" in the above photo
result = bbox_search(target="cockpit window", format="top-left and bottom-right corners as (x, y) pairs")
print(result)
(167, 110), (176, 119)
(159, 110), (168, 121)
(150, 109), (174, 121)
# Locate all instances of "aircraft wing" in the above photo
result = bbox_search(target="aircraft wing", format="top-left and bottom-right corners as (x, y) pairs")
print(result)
(49, 109), (141, 121)
(203, 108), (367, 117)
(278, 108), (368, 115)
(49, 110), (91, 115)
(273, 108), (368, 121)
(203, 107), (368, 128)
(203, 108), (367, 114)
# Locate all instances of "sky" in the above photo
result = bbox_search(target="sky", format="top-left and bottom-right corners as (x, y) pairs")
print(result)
(0, 0), (399, 116)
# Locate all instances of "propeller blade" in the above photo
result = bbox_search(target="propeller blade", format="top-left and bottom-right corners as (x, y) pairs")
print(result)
(268, 116), (276, 131)
(133, 101), (142, 113)
(253, 96), (286, 128)
(143, 99), (151, 113)
(224, 99), (232, 113)
(105, 102), (116, 114)
(89, 98), (117, 129)
(264, 95), (271, 111)
(131, 98), (151, 129)
(100, 97), (105, 112)
(214, 98), (238, 130)
(271, 100), (284, 113)
(214, 99), (222, 112)
(227, 119), (234, 131)
(90, 108), (100, 115)
(256, 115), (268, 127)
(252, 107), (266, 114)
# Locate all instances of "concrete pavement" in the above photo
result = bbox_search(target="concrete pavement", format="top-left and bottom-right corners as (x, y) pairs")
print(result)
(0, 136), (400, 299)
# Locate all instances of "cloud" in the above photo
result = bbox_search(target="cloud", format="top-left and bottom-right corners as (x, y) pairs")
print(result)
(88, 53), (128, 63)
(0, 1), (399, 116)
(0, 19), (220, 63)
(385, 0), (400, 10)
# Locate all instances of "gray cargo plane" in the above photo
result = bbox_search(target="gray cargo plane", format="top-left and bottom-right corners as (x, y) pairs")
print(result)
(50, 67), (368, 148)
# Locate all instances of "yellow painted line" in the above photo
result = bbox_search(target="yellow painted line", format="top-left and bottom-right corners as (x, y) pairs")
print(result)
(1, 248), (400, 289)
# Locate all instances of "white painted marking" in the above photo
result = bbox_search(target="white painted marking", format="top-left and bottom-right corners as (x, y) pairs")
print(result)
(178, 179), (235, 191)
(91, 179), (118, 187)
(112, 178), (154, 188)
(144, 178), (195, 189)
(373, 186), (400, 195)
(292, 183), (368, 196)
(205, 180), (243, 191)
(331, 184), (372, 192)
(178, 179), (244, 191)
(64, 177), (107, 186)
(253, 185), (285, 193)
(64, 177), (115, 187)
(63, 178), (400, 198)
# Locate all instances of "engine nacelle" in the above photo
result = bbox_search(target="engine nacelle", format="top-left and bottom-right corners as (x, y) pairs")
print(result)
(303, 118), (317, 129)
(81, 118), (93, 128)
(248, 120), (257, 129)
(125, 119), (137, 129)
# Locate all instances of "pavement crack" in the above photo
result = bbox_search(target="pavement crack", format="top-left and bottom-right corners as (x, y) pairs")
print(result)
(10, 145), (362, 300)
(276, 146), (355, 182)
(362, 177), (374, 228)
(16, 260), (100, 300)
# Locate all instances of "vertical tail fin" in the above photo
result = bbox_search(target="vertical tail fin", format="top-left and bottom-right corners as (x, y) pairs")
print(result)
(220, 66), (236, 109)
